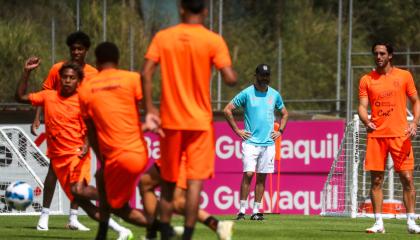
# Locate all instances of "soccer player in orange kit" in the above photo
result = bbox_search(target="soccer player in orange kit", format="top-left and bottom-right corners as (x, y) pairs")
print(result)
(141, 0), (237, 239)
(358, 42), (420, 234)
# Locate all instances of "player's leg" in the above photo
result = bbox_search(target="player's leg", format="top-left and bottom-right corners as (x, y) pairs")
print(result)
(95, 165), (111, 240)
(159, 129), (183, 240)
(138, 164), (161, 240)
(251, 144), (275, 220)
(37, 164), (57, 231)
(182, 129), (215, 240)
(173, 188), (234, 240)
(364, 137), (386, 233)
(238, 142), (258, 219)
(238, 172), (253, 219)
(366, 171), (385, 233)
(250, 173), (267, 220)
(70, 181), (132, 238)
(391, 136), (420, 233)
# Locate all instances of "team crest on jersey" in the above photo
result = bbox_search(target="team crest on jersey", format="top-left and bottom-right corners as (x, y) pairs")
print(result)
(267, 96), (273, 105)
(393, 80), (400, 87)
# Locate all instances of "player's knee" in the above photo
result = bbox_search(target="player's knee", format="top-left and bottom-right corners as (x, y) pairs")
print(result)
(173, 196), (186, 213)
(139, 175), (154, 192)
(71, 184), (82, 197)
(244, 172), (254, 178)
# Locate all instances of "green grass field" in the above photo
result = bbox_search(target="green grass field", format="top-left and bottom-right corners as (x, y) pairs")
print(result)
(0, 214), (419, 239)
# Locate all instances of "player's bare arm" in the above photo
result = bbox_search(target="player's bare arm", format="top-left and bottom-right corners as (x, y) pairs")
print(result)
(78, 135), (89, 159)
(141, 59), (160, 116)
(407, 94), (420, 137)
(220, 66), (238, 86)
(358, 97), (376, 131)
(271, 107), (289, 140)
(223, 102), (251, 140)
(15, 57), (41, 103)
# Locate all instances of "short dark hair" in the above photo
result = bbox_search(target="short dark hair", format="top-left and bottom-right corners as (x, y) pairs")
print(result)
(66, 31), (91, 49)
(59, 62), (84, 81)
(181, 0), (206, 14)
(371, 41), (394, 55)
(95, 42), (119, 65)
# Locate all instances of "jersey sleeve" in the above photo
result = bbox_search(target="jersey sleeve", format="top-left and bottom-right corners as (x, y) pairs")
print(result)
(78, 87), (90, 120)
(42, 65), (60, 90)
(405, 71), (417, 97)
(212, 35), (232, 69)
(275, 92), (285, 110)
(133, 73), (143, 101)
(231, 90), (246, 108)
(28, 91), (47, 106)
(359, 76), (368, 98)
(144, 34), (160, 63)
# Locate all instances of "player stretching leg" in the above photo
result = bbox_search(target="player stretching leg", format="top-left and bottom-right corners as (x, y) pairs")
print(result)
(16, 60), (133, 239)
(79, 42), (163, 240)
(224, 64), (288, 221)
(29, 31), (97, 231)
(139, 155), (234, 240)
(358, 41), (420, 234)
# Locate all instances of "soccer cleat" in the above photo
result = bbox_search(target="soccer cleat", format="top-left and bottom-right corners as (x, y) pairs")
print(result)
(407, 223), (420, 234)
(250, 213), (264, 221)
(216, 220), (234, 240)
(365, 223), (385, 233)
(36, 214), (49, 231)
(235, 212), (246, 220)
(67, 219), (90, 231)
(118, 228), (134, 240)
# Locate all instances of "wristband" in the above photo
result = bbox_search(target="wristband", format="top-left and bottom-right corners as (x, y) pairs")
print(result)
(279, 129), (284, 134)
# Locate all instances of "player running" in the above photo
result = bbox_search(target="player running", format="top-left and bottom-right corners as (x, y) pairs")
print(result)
(141, 0), (237, 239)
(27, 31), (97, 231)
(139, 154), (234, 240)
(224, 64), (288, 221)
(358, 41), (420, 234)
(16, 59), (133, 239)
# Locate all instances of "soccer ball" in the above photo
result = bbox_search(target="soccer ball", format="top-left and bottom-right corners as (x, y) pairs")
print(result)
(5, 181), (33, 211)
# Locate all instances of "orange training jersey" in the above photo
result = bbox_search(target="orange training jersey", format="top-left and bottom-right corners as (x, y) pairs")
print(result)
(145, 23), (232, 130)
(43, 61), (98, 90)
(359, 67), (417, 137)
(28, 90), (86, 157)
(78, 68), (147, 159)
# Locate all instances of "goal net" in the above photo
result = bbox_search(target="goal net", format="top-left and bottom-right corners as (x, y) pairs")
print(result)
(0, 126), (64, 215)
(321, 115), (420, 218)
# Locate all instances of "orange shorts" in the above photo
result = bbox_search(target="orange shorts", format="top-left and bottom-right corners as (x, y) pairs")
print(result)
(104, 151), (147, 209)
(50, 153), (91, 201)
(365, 136), (414, 171)
(155, 153), (187, 189)
(160, 128), (215, 183)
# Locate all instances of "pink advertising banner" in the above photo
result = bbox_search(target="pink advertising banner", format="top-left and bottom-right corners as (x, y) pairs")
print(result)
(131, 120), (345, 215)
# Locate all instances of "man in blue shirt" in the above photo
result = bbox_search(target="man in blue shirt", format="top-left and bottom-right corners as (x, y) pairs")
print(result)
(224, 63), (288, 220)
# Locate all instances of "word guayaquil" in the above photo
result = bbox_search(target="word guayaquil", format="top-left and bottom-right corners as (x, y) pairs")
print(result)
(144, 133), (340, 165)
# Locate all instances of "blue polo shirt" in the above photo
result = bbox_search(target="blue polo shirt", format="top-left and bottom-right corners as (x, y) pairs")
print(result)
(232, 85), (284, 146)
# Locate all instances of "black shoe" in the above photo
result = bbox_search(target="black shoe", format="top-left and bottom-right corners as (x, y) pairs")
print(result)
(235, 212), (246, 220)
(250, 213), (264, 220)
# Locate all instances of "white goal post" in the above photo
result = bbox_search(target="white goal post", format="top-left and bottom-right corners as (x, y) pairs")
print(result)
(0, 126), (64, 215)
(321, 115), (420, 219)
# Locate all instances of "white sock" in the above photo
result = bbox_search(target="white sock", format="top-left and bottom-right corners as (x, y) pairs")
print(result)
(407, 213), (416, 225)
(374, 213), (383, 225)
(109, 218), (125, 232)
(41, 207), (50, 216)
(239, 200), (248, 214)
(253, 202), (262, 214)
(69, 209), (78, 222)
